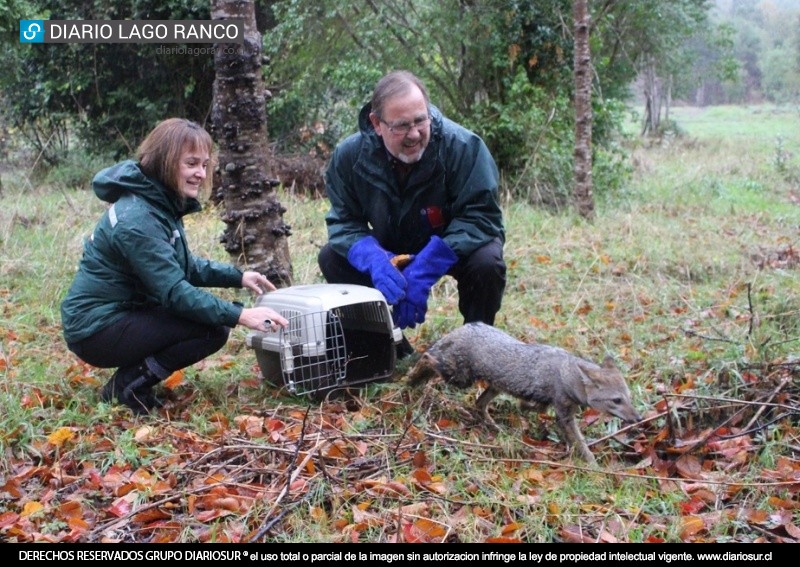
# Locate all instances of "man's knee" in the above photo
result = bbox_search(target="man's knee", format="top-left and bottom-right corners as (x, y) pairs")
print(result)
(318, 243), (371, 286)
(466, 239), (506, 282)
(317, 243), (337, 280)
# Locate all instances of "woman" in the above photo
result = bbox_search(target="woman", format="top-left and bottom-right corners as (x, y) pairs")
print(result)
(61, 118), (288, 415)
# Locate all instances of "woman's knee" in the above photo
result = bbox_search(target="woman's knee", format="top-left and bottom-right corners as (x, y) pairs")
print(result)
(209, 325), (231, 350)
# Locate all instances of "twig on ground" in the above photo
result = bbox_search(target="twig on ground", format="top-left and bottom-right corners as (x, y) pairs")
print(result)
(665, 392), (798, 414)
(248, 408), (321, 542)
(682, 328), (740, 344)
(742, 375), (793, 433)
(589, 410), (666, 448)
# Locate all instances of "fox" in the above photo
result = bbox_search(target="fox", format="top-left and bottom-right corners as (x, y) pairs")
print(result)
(406, 322), (642, 464)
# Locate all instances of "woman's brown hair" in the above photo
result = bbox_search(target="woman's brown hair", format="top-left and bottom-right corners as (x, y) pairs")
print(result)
(136, 118), (213, 196)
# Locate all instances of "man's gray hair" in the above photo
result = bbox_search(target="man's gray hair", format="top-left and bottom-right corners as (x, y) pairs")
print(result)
(370, 70), (430, 118)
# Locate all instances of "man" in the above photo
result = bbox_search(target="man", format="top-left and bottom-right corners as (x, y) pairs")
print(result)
(318, 70), (506, 348)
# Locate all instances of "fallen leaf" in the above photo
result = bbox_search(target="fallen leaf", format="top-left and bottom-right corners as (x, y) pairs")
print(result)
(351, 505), (382, 528)
(67, 517), (90, 532)
(501, 522), (523, 535)
(57, 501), (83, 520)
(196, 509), (233, 522)
(47, 427), (74, 447)
(0, 512), (20, 528)
(679, 516), (705, 540)
(234, 415), (264, 438)
(354, 440), (369, 456)
(134, 426), (155, 443)
(412, 469), (432, 483)
(599, 530), (619, 543)
(133, 508), (172, 524)
(21, 501), (44, 517)
(413, 518), (447, 539)
(769, 496), (800, 510)
(361, 479), (411, 497)
(163, 369), (184, 389)
(744, 508), (769, 524)
(785, 523), (800, 540)
(679, 497), (707, 515)
(675, 454), (702, 479)
(107, 494), (136, 518)
(561, 525), (594, 543)
(310, 506), (327, 522)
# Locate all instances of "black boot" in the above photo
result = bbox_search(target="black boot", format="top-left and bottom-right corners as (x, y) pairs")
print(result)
(101, 363), (163, 415)
(100, 365), (141, 404)
(395, 335), (416, 360)
(118, 369), (162, 415)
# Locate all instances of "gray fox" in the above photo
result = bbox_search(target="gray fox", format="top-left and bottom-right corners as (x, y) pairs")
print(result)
(406, 322), (642, 464)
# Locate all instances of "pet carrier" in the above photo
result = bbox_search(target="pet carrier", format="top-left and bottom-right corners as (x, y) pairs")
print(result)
(245, 284), (403, 398)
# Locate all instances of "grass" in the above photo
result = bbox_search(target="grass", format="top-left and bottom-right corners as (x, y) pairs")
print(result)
(1, 103), (799, 542)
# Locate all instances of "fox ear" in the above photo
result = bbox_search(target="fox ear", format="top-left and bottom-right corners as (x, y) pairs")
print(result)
(601, 355), (617, 370)
(576, 361), (600, 389)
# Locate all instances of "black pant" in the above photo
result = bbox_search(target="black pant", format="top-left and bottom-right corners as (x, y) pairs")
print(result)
(67, 306), (230, 373)
(318, 238), (506, 325)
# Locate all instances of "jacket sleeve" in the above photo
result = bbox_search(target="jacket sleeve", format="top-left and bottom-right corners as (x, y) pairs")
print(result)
(441, 129), (505, 258)
(324, 138), (372, 258)
(188, 255), (243, 288)
(112, 218), (242, 328)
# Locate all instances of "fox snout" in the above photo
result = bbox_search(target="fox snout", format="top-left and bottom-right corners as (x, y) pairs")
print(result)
(620, 407), (643, 423)
(586, 385), (641, 424)
(605, 399), (642, 424)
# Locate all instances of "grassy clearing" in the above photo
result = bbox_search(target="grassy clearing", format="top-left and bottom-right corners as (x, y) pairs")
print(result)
(0, 104), (799, 542)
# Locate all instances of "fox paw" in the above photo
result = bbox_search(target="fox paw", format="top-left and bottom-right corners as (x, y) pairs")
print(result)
(466, 408), (501, 432)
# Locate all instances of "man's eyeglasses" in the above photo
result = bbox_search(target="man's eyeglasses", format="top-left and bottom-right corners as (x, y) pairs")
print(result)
(380, 115), (431, 137)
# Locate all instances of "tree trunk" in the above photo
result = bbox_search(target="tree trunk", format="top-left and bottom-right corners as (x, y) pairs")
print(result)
(641, 58), (661, 136)
(572, 0), (594, 220)
(664, 73), (672, 124)
(211, 0), (292, 287)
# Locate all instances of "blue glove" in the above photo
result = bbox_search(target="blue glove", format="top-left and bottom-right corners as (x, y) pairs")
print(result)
(347, 236), (407, 304)
(393, 236), (458, 328)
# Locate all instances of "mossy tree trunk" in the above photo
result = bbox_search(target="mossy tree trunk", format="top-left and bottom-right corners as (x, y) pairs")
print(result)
(211, 0), (292, 287)
(573, 0), (595, 220)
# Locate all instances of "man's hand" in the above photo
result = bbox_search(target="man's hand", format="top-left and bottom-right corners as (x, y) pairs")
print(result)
(392, 236), (458, 329)
(347, 236), (407, 304)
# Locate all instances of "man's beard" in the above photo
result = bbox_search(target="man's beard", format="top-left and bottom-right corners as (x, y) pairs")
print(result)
(396, 146), (425, 164)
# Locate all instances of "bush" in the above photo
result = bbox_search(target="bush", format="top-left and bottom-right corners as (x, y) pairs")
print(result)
(42, 149), (113, 190)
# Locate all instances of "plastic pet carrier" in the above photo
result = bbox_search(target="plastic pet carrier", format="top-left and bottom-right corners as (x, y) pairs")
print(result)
(245, 284), (403, 398)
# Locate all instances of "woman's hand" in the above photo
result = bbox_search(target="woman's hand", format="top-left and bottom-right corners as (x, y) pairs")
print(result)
(241, 271), (277, 295)
(238, 306), (289, 332)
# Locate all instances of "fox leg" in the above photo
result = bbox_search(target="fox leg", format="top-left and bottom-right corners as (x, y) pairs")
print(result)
(519, 399), (547, 413)
(555, 409), (597, 466)
(475, 384), (502, 431)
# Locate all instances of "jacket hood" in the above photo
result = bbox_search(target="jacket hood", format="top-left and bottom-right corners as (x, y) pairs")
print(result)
(357, 103), (444, 148)
(92, 159), (201, 217)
